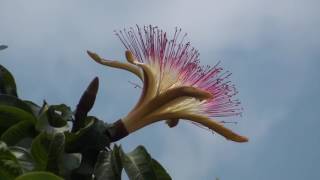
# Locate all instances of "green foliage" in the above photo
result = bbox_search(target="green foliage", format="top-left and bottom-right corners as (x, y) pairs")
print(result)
(8, 146), (34, 172)
(93, 145), (171, 180)
(93, 145), (122, 180)
(0, 95), (37, 137)
(0, 95), (34, 113)
(0, 141), (23, 179)
(30, 132), (66, 174)
(46, 133), (65, 174)
(30, 132), (53, 170)
(0, 63), (171, 180)
(15, 171), (63, 180)
(0, 65), (17, 97)
(120, 146), (171, 180)
(36, 102), (71, 134)
(1, 121), (35, 146)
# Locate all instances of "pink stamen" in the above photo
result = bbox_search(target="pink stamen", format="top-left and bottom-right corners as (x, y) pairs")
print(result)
(115, 25), (242, 119)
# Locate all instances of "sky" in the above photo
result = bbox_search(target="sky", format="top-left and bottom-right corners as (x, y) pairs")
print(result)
(1, 0), (320, 179)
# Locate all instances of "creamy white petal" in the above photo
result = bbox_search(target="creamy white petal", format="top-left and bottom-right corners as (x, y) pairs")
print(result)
(87, 50), (143, 80)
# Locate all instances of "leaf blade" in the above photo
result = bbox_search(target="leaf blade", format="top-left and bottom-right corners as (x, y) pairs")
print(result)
(0, 141), (23, 179)
(15, 171), (63, 180)
(93, 145), (122, 180)
(46, 133), (65, 174)
(1, 121), (35, 146)
(120, 145), (171, 180)
(30, 133), (51, 170)
(0, 105), (36, 136)
(0, 65), (17, 97)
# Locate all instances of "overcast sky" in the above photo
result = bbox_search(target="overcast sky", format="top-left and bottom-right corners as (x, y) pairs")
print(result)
(1, 0), (320, 179)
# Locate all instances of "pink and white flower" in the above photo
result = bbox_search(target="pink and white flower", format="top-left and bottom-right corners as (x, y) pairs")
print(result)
(88, 25), (248, 143)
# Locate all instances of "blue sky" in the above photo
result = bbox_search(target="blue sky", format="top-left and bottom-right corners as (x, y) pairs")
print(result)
(1, 0), (320, 179)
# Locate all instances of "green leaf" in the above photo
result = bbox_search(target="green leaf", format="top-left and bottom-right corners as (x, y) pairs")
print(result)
(30, 133), (52, 170)
(0, 95), (35, 115)
(23, 101), (41, 117)
(93, 145), (122, 180)
(0, 95), (36, 136)
(65, 117), (109, 153)
(15, 171), (63, 180)
(120, 146), (171, 180)
(0, 141), (23, 179)
(36, 103), (70, 134)
(0, 141), (18, 162)
(35, 103), (50, 132)
(150, 159), (171, 180)
(30, 132), (66, 173)
(1, 121), (35, 146)
(9, 146), (35, 172)
(64, 117), (94, 153)
(47, 104), (72, 127)
(66, 119), (110, 178)
(0, 168), (16, 180)
(0, 105), (36, 136)
(0, 65), (17, 97)
(58, 153), (81, 176)
(46, 133), (65, 174)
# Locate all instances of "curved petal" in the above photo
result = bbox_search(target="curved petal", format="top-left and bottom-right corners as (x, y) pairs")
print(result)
(125, 86), (212, 126)
(123, 62), (159, 122)
(134, 62), (159, 106)
(142, 86), (212, 116)
(142, 112), (248, 143)
(123, 50), (149, 113)
(87, 50), (143, 80)
(125, 50), (136, 64)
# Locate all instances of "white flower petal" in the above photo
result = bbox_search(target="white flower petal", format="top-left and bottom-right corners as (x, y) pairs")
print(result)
(87, 50), (143, 80)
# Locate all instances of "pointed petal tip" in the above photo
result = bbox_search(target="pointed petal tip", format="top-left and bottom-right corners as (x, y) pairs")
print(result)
(183, 87), (213, 100)
(203, 92), (213, 100)
(181, 115), (248, 143)
(125, 50), (136, 64)
(231, 136), (249, 143)
(86, 50), (94, 55)
(87, 50), (101, 62)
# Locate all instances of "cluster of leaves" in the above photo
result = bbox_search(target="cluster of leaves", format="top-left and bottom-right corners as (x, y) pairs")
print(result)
(0, 47), (171, 180)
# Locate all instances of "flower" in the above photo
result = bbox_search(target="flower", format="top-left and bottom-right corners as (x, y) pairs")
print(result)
(88, 25), (248, 143)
